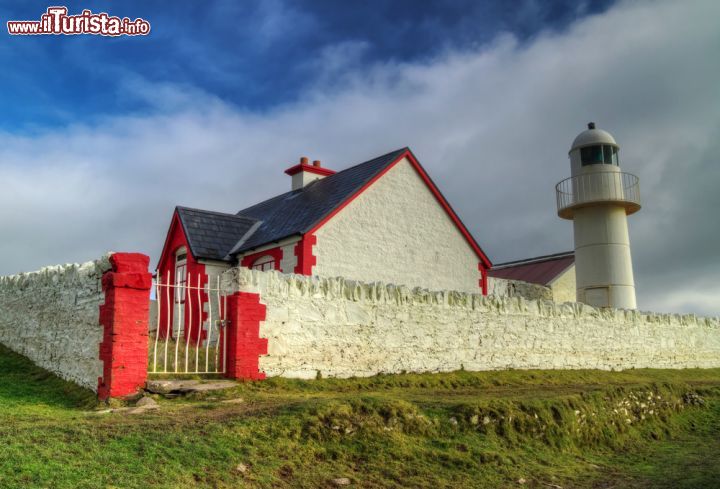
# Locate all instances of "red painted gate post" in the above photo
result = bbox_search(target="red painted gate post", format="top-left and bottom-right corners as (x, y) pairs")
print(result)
(224, 292), (268, 380)
(97, 253), (152, 401)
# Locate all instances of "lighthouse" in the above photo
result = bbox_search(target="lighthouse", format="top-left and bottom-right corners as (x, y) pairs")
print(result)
(556, 123), (641, 309)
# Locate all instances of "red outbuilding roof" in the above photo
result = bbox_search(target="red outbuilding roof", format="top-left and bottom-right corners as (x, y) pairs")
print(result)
(488, 251), (574, 286)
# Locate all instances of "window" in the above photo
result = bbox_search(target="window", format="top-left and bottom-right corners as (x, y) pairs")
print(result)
(581, 145), (619, 166)
(251, 255), (276, 271)
(580, 145), (603, 165)
(603, 145), (613, 166)
(174, 248), (187, 303)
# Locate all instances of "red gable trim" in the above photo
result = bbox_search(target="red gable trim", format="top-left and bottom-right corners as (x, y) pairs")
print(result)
(284, 163), (336, 177)
(156, 210), (186, 271)
(306, 149), (492, 268)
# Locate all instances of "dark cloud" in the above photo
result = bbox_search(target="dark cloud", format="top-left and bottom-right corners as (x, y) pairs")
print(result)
(0, 0), (612, 130)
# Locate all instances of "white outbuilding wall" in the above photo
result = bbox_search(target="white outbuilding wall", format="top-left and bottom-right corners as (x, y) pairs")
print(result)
(313, 157), (482, 293)
(548, 264), (577, 303)
(486, 277), (552, 301)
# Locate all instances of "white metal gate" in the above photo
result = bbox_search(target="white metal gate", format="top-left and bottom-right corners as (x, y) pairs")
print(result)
(150, 272), (227, 375)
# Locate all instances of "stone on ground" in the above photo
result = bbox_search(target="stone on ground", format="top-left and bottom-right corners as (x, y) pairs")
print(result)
(145, 379), (237, 396)
(135, 396), (159, 409)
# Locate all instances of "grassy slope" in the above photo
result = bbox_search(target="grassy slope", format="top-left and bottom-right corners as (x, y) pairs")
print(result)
(597, 400), (720, 489)
(1, 343), (719, 489)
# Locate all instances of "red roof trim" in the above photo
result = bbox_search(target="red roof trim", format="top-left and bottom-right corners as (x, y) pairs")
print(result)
(306, 149), (492, 268)
(156, 210), (186, 270)
(156, 208), (207, 270)
(284, 163), (336, 177)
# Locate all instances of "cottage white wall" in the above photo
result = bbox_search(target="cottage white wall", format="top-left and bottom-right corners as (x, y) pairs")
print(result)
(196, 260), (232, 344)
(313, 157), (481, 293)
(0, 256), (112, 391)
(227, 268), (720, 380)
(201, 260), (232, 288)
(279, 240), (299, 273)
(549, 265), (577, 303)
(149, 299), (158, 333)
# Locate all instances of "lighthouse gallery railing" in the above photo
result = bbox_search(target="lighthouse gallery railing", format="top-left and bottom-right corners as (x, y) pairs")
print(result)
(555, 171), (641, 218)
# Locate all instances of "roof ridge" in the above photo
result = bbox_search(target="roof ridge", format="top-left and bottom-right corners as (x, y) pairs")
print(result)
(235, 147), (409, 217)
(229, 147), (412, 254)
(177, 205), (258, 222)
(225, 220), (265, 258)
(313, 147), (408, 179)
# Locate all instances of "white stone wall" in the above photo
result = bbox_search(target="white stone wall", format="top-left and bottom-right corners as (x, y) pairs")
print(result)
(227, 268), (720, 379)
(0, 256), (112, 391)
(313, 157), (482, 293)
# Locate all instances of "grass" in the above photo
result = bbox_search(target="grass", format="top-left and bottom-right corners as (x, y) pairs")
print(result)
(1, 342), (719, 488)
(598, 400), (720, 488)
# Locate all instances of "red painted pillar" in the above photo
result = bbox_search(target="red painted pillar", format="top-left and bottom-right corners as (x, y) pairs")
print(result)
(97, 253), (152, 400)
(223, 292), (268, 380)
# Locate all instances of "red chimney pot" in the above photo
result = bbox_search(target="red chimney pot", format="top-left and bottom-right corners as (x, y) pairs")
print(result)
(300, 156), (309, 165)
(313, 160), (321, 167)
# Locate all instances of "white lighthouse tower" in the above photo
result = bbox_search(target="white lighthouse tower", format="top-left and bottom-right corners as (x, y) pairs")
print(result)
(556, 123), (641, 309)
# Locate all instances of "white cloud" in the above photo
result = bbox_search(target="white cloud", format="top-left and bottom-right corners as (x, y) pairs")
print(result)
(0, 0), (718, 316)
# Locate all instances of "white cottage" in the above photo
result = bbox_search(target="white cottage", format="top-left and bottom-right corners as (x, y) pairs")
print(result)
(156, 148), (492, 337)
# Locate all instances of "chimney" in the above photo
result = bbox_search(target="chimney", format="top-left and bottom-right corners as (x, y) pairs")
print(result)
(284, 156), (336, 191)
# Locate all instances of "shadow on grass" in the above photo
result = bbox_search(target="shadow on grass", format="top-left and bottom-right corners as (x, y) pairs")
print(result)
(0, 344), (96, 410)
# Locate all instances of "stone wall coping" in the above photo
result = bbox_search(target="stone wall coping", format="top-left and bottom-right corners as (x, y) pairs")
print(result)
(0, 254), (113, 287)
(224, 266), (719, 327)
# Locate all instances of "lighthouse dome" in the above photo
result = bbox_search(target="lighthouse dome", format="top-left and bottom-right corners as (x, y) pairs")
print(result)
(570, 122), (617, 152)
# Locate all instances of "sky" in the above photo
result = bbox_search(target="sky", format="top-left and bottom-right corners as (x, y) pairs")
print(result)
(0, 0), (718, 316)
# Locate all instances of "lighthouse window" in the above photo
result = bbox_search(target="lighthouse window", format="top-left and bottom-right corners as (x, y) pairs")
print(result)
(603, 145), (613, 166)
(580, 145), (604, 165)
(581, 145), (619, 166)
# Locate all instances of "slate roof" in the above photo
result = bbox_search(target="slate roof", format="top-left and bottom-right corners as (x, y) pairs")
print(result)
(487, 251), (574, 285)
(230, 147), (409, 254)
(176, 147), (408, 261)
(175, 146), (490, 265)
(175, 207), (259, 261)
